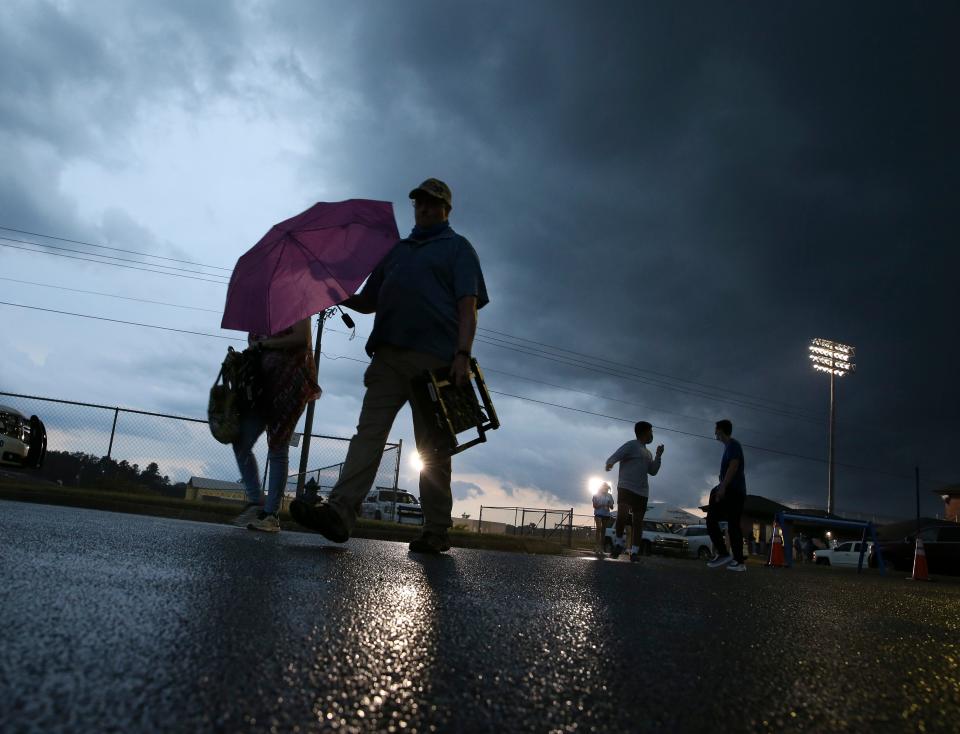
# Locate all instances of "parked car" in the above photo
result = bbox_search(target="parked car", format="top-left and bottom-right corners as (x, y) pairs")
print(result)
(0, 404), (47, 469)
(813, 540), (872, 568)
(604, 519), (689, 556)
(674, 525), (714, 559)
(360, 488), (424, 526)
(870, 521), (960, 575)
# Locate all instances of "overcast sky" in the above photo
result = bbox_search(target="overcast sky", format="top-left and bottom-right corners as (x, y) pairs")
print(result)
(1, 0), (957, 523)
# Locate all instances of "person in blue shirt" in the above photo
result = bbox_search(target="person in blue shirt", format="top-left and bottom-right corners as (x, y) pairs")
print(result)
(706, 419), (748, 572)
(290, 178), (489, 554)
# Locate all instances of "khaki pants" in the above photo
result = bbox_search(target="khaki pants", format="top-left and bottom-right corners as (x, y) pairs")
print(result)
(328, 345), (452, 534)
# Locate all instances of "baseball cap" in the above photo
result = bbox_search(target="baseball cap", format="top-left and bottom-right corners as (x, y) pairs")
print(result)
(409, 178), (452, 208)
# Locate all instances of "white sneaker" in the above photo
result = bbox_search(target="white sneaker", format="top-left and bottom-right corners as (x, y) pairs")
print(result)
(707, 554), (733, 568)
(248, 511), (280, 533)
(726, 561), (746, 572)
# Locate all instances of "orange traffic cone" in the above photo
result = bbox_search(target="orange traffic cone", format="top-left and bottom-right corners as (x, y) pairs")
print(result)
(907, 537), (930, 581)
(767, 525), (786, 568)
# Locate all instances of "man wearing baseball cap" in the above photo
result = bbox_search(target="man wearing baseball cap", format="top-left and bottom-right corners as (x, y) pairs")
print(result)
(291, 178), (489, 554)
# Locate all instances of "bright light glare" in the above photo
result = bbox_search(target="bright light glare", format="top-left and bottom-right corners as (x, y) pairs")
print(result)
(410, 452), (424, 472)
(809, 337), (857, 377)
(588, 477), (607, 495)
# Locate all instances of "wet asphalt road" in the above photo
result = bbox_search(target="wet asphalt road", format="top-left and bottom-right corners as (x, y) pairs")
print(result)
(1, 500), (959, 733)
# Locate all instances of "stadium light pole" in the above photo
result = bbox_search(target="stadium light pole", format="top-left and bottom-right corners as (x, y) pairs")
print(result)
(808, 338), (856, 516)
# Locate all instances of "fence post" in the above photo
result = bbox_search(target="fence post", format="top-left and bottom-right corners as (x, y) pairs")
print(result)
(106, 407), (120, 459)
(394, 439), (403, 490)
(568, 507), (574, 548)
(296, 312), (326, 498)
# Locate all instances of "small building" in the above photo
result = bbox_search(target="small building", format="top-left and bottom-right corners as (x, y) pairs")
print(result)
(185, 476), (296, 512)
(185, 476), (246, 504)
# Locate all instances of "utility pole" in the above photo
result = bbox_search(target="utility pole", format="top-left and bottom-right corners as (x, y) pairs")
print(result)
(915, 465), (920, 523)
(296, 311), (326, 497)
(809, 338), (856, 516)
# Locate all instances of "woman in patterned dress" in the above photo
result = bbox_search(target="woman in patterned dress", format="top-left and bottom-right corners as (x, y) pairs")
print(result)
(231, 316), (321, 532)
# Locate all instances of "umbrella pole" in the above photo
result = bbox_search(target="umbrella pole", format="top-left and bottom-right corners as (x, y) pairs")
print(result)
(296, 311), (326, 498)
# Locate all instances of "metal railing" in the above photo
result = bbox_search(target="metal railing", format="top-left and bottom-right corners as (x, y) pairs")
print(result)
(474, 505), (577, 547)
(0, 391), (400, 504)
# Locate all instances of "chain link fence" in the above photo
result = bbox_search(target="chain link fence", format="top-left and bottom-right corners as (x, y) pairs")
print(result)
(0, 391), (400, 508)
(466, 505), (588, 548)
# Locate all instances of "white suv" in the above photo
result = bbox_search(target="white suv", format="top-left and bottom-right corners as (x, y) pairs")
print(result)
(604, 519), (689, 556)
(0, 404), (47, 469)
(674, 525), (715, 560)
(361, 488), (425, 525)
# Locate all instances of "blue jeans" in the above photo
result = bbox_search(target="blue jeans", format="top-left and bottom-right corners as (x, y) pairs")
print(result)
(232, 412), (289, 514)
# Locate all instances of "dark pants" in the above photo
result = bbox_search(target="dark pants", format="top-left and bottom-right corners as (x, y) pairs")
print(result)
(328, 346), (452, 535)
(706, 487), (746, 563)
(615, 490), (648, 546)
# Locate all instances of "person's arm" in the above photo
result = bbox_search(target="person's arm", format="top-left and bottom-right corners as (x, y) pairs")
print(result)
(341, 292), (376, 314)
(715, 459), (740, 500)
(342, 258), (387, 314)
(253, 317), (311, 349)
(450, 295), (478, 386)
(605, 443), (628, 472)
(648, 445), (664, 476)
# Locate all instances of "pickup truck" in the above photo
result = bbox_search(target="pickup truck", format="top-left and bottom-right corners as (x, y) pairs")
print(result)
(813, 540), (872, 568)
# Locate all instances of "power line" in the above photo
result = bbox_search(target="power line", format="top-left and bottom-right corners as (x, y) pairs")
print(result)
(0, 300), (244, 342)
(0, 224), (834, 418)
(324, 324), (826, 425)
(0, 298), (949, 486)
(485, 390), (946, 484)
(0, 277), (222, 314)
(473, 332), (824, 424)
(0, 235), (230, 280)
(1, 239), (229, 285)
(0, 224), (234, 271)
(0, 251), (826, 423)
(477, 326), (822, 418)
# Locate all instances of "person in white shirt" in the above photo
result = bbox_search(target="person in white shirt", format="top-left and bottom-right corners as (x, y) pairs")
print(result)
(605, 421), (664, 562)
(592, 481), (615, 557)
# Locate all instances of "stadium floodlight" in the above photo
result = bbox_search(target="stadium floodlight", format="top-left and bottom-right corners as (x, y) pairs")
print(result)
(809, 338), (856, 515)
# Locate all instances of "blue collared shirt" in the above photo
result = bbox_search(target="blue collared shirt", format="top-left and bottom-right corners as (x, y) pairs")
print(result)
(361, 225), (489, 361)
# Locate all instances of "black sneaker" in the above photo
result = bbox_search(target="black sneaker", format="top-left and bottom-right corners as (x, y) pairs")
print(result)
(409, 531), (451, 554)
(289, 499), (349, 543)
(610, 540), (625, 560)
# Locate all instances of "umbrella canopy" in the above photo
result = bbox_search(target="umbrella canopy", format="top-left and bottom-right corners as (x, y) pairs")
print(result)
(221, 199), (399, 335)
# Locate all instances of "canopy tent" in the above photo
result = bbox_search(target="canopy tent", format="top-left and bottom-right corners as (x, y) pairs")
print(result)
(645, 501), (704, 526)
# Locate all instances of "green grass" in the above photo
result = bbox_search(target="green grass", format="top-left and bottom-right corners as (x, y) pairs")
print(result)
(0, 482), (566, 555)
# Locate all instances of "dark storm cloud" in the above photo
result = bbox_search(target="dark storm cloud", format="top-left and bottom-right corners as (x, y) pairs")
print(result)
(2, 1), (956, 517)
(272, 0), (958, 514)
(0, 0), (243, 244)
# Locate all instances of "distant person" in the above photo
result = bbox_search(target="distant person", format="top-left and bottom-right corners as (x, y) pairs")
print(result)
(803, 536), (814, 563)
(706, 419), (747, 572)
(592, 482), (615, 557)
(231, 317), (320, 532)
(793, 534), (804, 564)
(605, 421), (664, 562)
(290, 178), (489, 554)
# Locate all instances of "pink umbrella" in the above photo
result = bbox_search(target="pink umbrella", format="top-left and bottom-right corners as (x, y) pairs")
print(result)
(221, 199), (399, 335)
